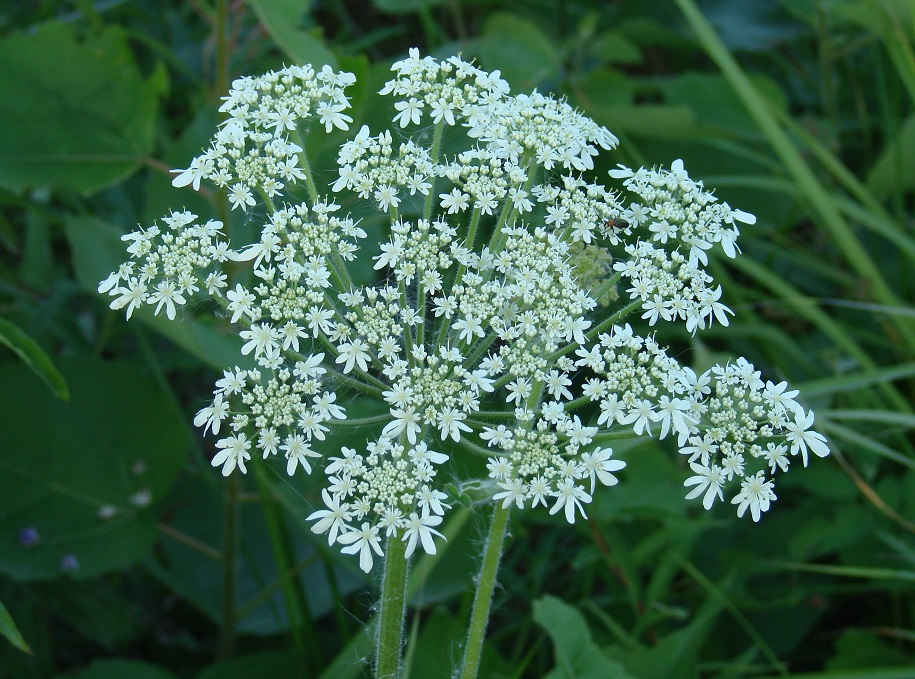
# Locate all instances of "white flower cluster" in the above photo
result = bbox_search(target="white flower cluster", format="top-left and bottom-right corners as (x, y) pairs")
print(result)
(103, 50), (829, 573)
(467, 91), (619, 171)
(533, 175), (627, 245)
(379, 47), (510, 128)
(333, 126), (434, 212)
(172, 64), (355, 209)
(577, 327), (828, 520)
(606, 160), (757, 333)
(98, 210), (232, 320)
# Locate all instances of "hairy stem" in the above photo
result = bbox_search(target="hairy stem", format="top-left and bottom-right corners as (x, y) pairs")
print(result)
(217, 472), (239, 659)
(376, 534), (409, 679)
(423, 121), (445, 221)
(459, 503), (510, 679)
(293, 128), (320, 203)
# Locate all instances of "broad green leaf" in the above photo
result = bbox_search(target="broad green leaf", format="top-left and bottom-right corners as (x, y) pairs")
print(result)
(577, 68), (696, 140)
(591, 443), (686, 519)
(589, 103), (697, 140)
(0, 24), (166, 195)
(65, 215), (245, 371)
(196, 651), (306, 679)
(787, 505), (876, 562)
(405, 607), (511, 678)
(533, 596), (637, 679)
(656, 71), (787, 134)
(826, 629), (914, 670)
(147, 473), (356, 636)
(407, 506), (476, 606)
(247, 0), (336, 68)
(56, 659), (178, 679)
(317, 630), (375, 679)
(479, 13), (561, 91)
(403, 609), (463, 678)
(0, 317), (67, 400)
(38, 580), (140, 649)
(371, 0), (443, 13)
(865, 114), (915, 199)
(589, 30), (643, 65)
(0, 357), (189, 581)
(0, 597), (30, 654)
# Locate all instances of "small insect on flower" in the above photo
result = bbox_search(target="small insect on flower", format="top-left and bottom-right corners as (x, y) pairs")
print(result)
(603, 217), (630, 231)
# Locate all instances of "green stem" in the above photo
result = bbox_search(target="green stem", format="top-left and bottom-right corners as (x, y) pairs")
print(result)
(376, 534), (409, 679)
(423, 121), (445, 221)
(292, 128), (319, 203)
(485, 161), (537, 256)
(257, 186), (277, 214)
(217, 472), (239, 660)
(591, 270), (622, 305)
(400, 279), (415, 359)
(586, 299), (642, 340)
(254, 466), (319, 659)
(334, 413), (394, 427)
(459, 503), (510, 679)
(329, 250), (355, 293)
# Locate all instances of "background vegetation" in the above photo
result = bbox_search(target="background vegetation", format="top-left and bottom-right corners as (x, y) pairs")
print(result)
(1, 0), (914, 677)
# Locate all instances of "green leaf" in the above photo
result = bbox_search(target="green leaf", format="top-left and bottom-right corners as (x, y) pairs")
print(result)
(38, 580), (141, 648)
(0, 317), (68, 400)
(799, 362), (915, 399)
(826, 628), (915, 670)
(533, 596), (637, 679)
(404, 607), (510, 678)
(589, 30), (643, 65)
(0, 356), (189, 581)
(148, 473), (360, 636)
(372, 0), (443, 13)
(479, 13), (561, 91)
(316, 628), (375, 679)
(865, 113), (915, 199)
(196, 651), (306, 679)
(247, 0), (336, 67)
(0, 597), (30, 654)
(56, 659), (179, 679)
(0, 23), (166, 195)
(656, 71), (787, 134)
(591, 443), (686, 519)
(578, 67), (697, 140)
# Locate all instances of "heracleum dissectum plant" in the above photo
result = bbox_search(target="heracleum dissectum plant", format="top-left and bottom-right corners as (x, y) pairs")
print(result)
(100, 50), (830, 677)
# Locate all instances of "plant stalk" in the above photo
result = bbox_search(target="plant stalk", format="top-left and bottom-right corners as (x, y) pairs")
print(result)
(375, 534), (409, 679)
(459, 503), (510, 679)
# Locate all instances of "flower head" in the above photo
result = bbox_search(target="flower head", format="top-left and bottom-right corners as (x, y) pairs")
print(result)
(103, 50), (828, 572)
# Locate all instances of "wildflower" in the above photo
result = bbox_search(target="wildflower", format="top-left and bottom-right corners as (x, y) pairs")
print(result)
(731, 472), (776, 522)
(785, 408), (830, 466)
(401, 512), (445, 557)
(337, 521), (384, 573)
(102, 50), (829, 573)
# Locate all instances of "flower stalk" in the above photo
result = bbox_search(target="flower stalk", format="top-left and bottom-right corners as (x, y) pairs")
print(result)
(376, 535), (409, 679)
(460, 503), (510, 679)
